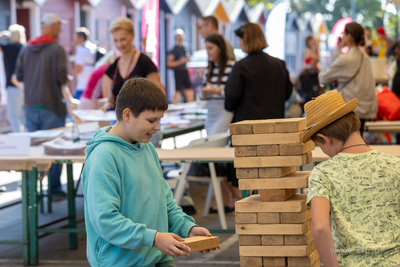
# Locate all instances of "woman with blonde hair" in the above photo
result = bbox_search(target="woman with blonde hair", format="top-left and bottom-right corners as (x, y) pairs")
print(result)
(102, 17), (165, 111)
(0, 24), (26, 132)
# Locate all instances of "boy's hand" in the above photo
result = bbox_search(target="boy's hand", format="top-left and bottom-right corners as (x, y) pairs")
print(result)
(153, 232), (191, 257)
(188, 227), (221, 254)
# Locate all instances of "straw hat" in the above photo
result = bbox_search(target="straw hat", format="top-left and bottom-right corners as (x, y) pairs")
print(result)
(302, 91), (358, 143)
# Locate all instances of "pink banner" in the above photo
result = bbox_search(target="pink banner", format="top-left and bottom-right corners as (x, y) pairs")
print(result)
(141, 0), (159, 67)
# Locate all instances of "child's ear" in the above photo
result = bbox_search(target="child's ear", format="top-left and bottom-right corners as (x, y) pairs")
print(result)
(316, 133), (333, 145)
(122, 108), (132, 123)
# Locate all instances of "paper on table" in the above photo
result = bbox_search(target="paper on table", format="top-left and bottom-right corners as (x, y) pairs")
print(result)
(42, 138), (86, 155)
(73, 109), (117, 122)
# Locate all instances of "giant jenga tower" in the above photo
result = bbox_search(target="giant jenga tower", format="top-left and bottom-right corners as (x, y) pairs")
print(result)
(230, 118), (320, 267)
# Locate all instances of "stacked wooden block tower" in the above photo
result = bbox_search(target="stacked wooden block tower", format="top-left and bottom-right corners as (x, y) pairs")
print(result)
(230, 118), (320, 267)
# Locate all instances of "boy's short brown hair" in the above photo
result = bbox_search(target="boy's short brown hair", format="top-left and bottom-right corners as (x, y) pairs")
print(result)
(115, 78), (168, 120)
(311, 112), (361, 143)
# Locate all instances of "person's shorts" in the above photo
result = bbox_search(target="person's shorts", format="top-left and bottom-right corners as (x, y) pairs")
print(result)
(174, 70), (192, 92)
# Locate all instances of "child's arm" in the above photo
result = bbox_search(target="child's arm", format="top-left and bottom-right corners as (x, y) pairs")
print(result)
(153, 232), (191, 257)
(311, 197), (339, 267)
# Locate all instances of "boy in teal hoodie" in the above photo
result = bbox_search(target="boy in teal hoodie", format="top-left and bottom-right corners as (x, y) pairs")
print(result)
(82, 78), (220, 267)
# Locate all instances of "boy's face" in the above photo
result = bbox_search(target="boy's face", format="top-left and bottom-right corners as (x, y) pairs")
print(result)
(125, 109), (164, 143)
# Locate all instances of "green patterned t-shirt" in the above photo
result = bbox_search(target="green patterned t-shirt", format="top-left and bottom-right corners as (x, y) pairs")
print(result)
(307, 150), (400, 267)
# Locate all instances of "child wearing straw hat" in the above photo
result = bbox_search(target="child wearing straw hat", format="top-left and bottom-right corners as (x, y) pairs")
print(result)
(304, 91), (400, 267)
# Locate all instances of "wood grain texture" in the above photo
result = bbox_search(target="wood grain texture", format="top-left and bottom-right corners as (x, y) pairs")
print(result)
(238, 235), (261, 246)
(287, 249), (320, 266)
(260, 189), (298, 202)
(259, 166), (296, 178)
(235, 146), (257, 157)
(232, 132), (304, 146)
(236, 221), (311, 235)
(230, 121), (253, 135)
(257, 212), (281, 224)
(238, 172), (310, 190)
(274, 118), (306, 133)
(281, 209), (311, 224)
(236, 168), (259, 179)
(236, 213), (258, 224)
(262, 257), (286, 267)
(240, 256), (262, 267)
(235, 194), (307, 213)
(239, 241), (315, 257)
(180, 236), (220, 253)
(279, 140), (315, 156)
(261, 235), (284, 246)
(284, 230), (313, 245)
(234, 153), (312, 168)
(256, 145), (279, 156)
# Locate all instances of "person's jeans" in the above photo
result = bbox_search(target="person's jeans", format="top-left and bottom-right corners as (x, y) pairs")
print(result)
(7, 86), (25, 132)
(25, 108), (66, 194)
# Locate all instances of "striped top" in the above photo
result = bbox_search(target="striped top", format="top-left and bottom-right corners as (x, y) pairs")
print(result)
(202, 60), (235, 99)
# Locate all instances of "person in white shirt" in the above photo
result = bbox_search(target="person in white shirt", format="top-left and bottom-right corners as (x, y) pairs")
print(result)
(74, 27), (96, 99)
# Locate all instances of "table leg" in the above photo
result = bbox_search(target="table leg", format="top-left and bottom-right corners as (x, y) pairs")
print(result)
(47, 170), (52, 213)
(208, 163), (227, 230)
(21, 171), (30, 265)
(66, 163), (78, 249)
(39, 179), (44, 214)
(28, 167), (38, 265)
(173, 163), (190, 205)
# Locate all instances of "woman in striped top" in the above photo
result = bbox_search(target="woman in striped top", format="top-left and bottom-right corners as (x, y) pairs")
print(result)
(201, 33), (235, 135)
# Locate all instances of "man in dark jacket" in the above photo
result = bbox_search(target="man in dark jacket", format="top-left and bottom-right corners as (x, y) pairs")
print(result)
(15, 13), (69, 195)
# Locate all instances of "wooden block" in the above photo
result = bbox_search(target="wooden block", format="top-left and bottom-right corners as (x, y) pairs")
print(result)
(235, 146), (257, 157)
(287, 248), (319, 266)
(236, 221), (310, 235)
(235, 194), (307, 213)
(234, 153), (312, 168)
(239, 235), (261, 246)
(285, 230), (313, 245)
(239, 172), (310, 190)
(230, 121), (253, 135)
(240, 256), (262, 267)
(262, 257), (286, 267)
(180, 236), (220, 253)
(236, 168), (259, 179)
(281, 209), (311, 224)
(252, 121), (275, 134)
(256, 145), (279, 156)
(232, 132), (304, 146)
(239, 242), (315, 257)
(259, 166), (296, 178)
(236, 212), (258, 224)
(280, 140), (315, 156)
(311, 258), (321, 267)
(260, 189), (298, 202)
(257, 212), (280, 224)
(261, 235), (283, 246)
(274, 118), (306, 133)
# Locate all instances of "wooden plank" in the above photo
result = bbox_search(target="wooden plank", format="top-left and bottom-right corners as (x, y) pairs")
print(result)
(281, 209), (311, 224)
(230, 121), (253, 135)
(234, 153), (312, 168)
(235, 146), (257, 157)
(236, 213), (258, 224)
(236, 221), (310, 235)
(260, 189), (298, 202)
(287, 249), (320, 266)
(259, 166), (296, 178)
(235, 194), (307, 213)
(239, 242), (315, 257)
(261, 235), (284, 246)
(280, 141), (315, 156)
(284, 230), (313, 245)
(311, 258), (321, 267)
(180, 236), (220, 253)
(232, 132), (304, 146)
(262, 257), (286, 267)
(274, 118), (306, 133)
(240, 256), (262, 267)
(238, 172), (310, 190)
(257, 212), (280, 224)
(256, 145), (279, 156)
(252, 121), (275, 134)
(236, 168), (259, 179)
(238, 235), (261, 246)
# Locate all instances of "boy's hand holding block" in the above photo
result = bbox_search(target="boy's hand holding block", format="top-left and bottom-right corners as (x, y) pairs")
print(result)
(180, 236), (220, 253)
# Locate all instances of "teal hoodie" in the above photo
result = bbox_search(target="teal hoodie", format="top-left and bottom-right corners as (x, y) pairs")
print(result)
(82, 127), (196, 267)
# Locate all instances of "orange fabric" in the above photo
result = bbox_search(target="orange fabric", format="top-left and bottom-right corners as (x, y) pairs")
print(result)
(376, 86), (400, 121)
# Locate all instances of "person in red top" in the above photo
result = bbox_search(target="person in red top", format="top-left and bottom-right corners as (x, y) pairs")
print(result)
(78, 51), (116, 109)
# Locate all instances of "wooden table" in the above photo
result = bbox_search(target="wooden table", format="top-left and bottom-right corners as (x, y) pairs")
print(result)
(365, 120), (400, 133)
